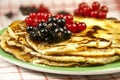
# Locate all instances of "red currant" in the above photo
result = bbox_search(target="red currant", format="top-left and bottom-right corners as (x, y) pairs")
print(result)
(37, 12), (44, 21)
(32, 18), (39, 27)
(29, 13), (37, 19)
(56, 14), (64, 19)
(97, 11), (107, 19)
(74, 9), (81, 16)
(66, 23), (77, 33)
(64, 14), (73, 24)
(79, 2), (88, 10)
(82, 6), (91, 16)
(39, 4), (44, 9)
(38, 4), (49, 13)
(92, 1), (100, 11)
(38, 19), (42, 22)
(25, 17), (33, 26)
(100, 6), (108, 12)
(43, 13), (52, 21)
(90, 11), (98, 18)
(77, 22), (86, 31)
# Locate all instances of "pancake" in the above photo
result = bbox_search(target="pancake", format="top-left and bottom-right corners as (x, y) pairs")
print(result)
(25, 17), (120, 57)
(0, 16), (120, 67)
(0, 29), (83, 67)
(0, 30), (34, 62)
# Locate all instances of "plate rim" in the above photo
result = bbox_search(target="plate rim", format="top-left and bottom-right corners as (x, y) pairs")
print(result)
(1, 28), (120, 75)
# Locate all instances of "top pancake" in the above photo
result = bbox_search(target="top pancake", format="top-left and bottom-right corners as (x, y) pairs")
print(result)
(23, 17), (120, 56)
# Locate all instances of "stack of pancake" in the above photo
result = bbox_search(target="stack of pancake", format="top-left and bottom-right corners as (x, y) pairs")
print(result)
(1, 17), (120, 67)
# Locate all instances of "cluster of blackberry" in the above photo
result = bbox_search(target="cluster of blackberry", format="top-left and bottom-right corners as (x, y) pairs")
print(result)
(26, 16), (71, 43)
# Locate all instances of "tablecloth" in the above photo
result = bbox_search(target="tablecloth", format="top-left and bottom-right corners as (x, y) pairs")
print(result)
(0, 0), (120, 80)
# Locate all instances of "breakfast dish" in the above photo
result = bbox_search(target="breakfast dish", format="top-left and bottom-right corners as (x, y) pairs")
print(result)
(0, 1), (120, 69)
(1, 15), (120, 67)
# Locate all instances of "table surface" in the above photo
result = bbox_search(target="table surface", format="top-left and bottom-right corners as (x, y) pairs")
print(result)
(0, 0), (120, 80)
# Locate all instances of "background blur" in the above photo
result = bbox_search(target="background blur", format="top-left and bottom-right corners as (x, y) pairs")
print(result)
(0, 0), (120, 30)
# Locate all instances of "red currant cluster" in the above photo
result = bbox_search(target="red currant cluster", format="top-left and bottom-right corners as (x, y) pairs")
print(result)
(25, 12), (52, 27)
(56, 14), (86, 33)
(74, 1), (108, 19)
(25, 13), (87, 33)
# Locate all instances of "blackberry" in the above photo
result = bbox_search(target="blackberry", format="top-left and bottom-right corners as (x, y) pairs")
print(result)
(53, 27), (64, 42)
(5, 12), (14, 19)
(47, 23), (57, 31)
(63, 26), (67, 29)
(57, 18), (66, 27)
(47, 16), (57, 23)
(20, 6), (31, 15)
(38, 21), (47, 30)
(63, 29), (72, 40)
(36, 30), (43, 41)
(31, 6), (38, 13)
(26, 26), (33, 33)
(44, 35), (54, 43)
(29, 30), (37, 40)
(40, 28), (49, 38)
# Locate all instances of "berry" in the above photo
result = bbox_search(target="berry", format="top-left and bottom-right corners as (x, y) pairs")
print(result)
(53, 27), (64, 40)
(31, 6), (38, 13)
(38, 21), (47, 29)
(38, 4), (49, 13)
(36, 30), (43, 41)
(5, 12), (14, 19)
(57, 18), (66, 27)
(26, 26), (34, 33)
(98, 11), (107, 19)
(43, 13), (52, 21)
(47, 23), (57, 31)
(79, 2), (88, 10)
(82, 6), (91, 16)
(29, 13), (37, 19)
(44, 35), (53, 43)
(100, 6), (108, 12)
(77, 22), (86, 31)
(63, 29), (71, 40)
(64, 14), (73, 24)
(90, 11), (98, 18)
(48, 16), (57, 23)
(40, 28), (49, 38)
(63, 26), (67, 29)
(36, 30), (41, 36)
(19, 5), (39, 15)
(37, 12), (52, 22)
(37, 12), (44, 21)
(56, 14), (64, 19)
(74, 9), (81, 16)
(66, 23), (77, 33)
(29, 30), (37, 40)
(25, 17), (33, 26)
(32, 18), (39, 27)
(92, 1), (100, 11)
